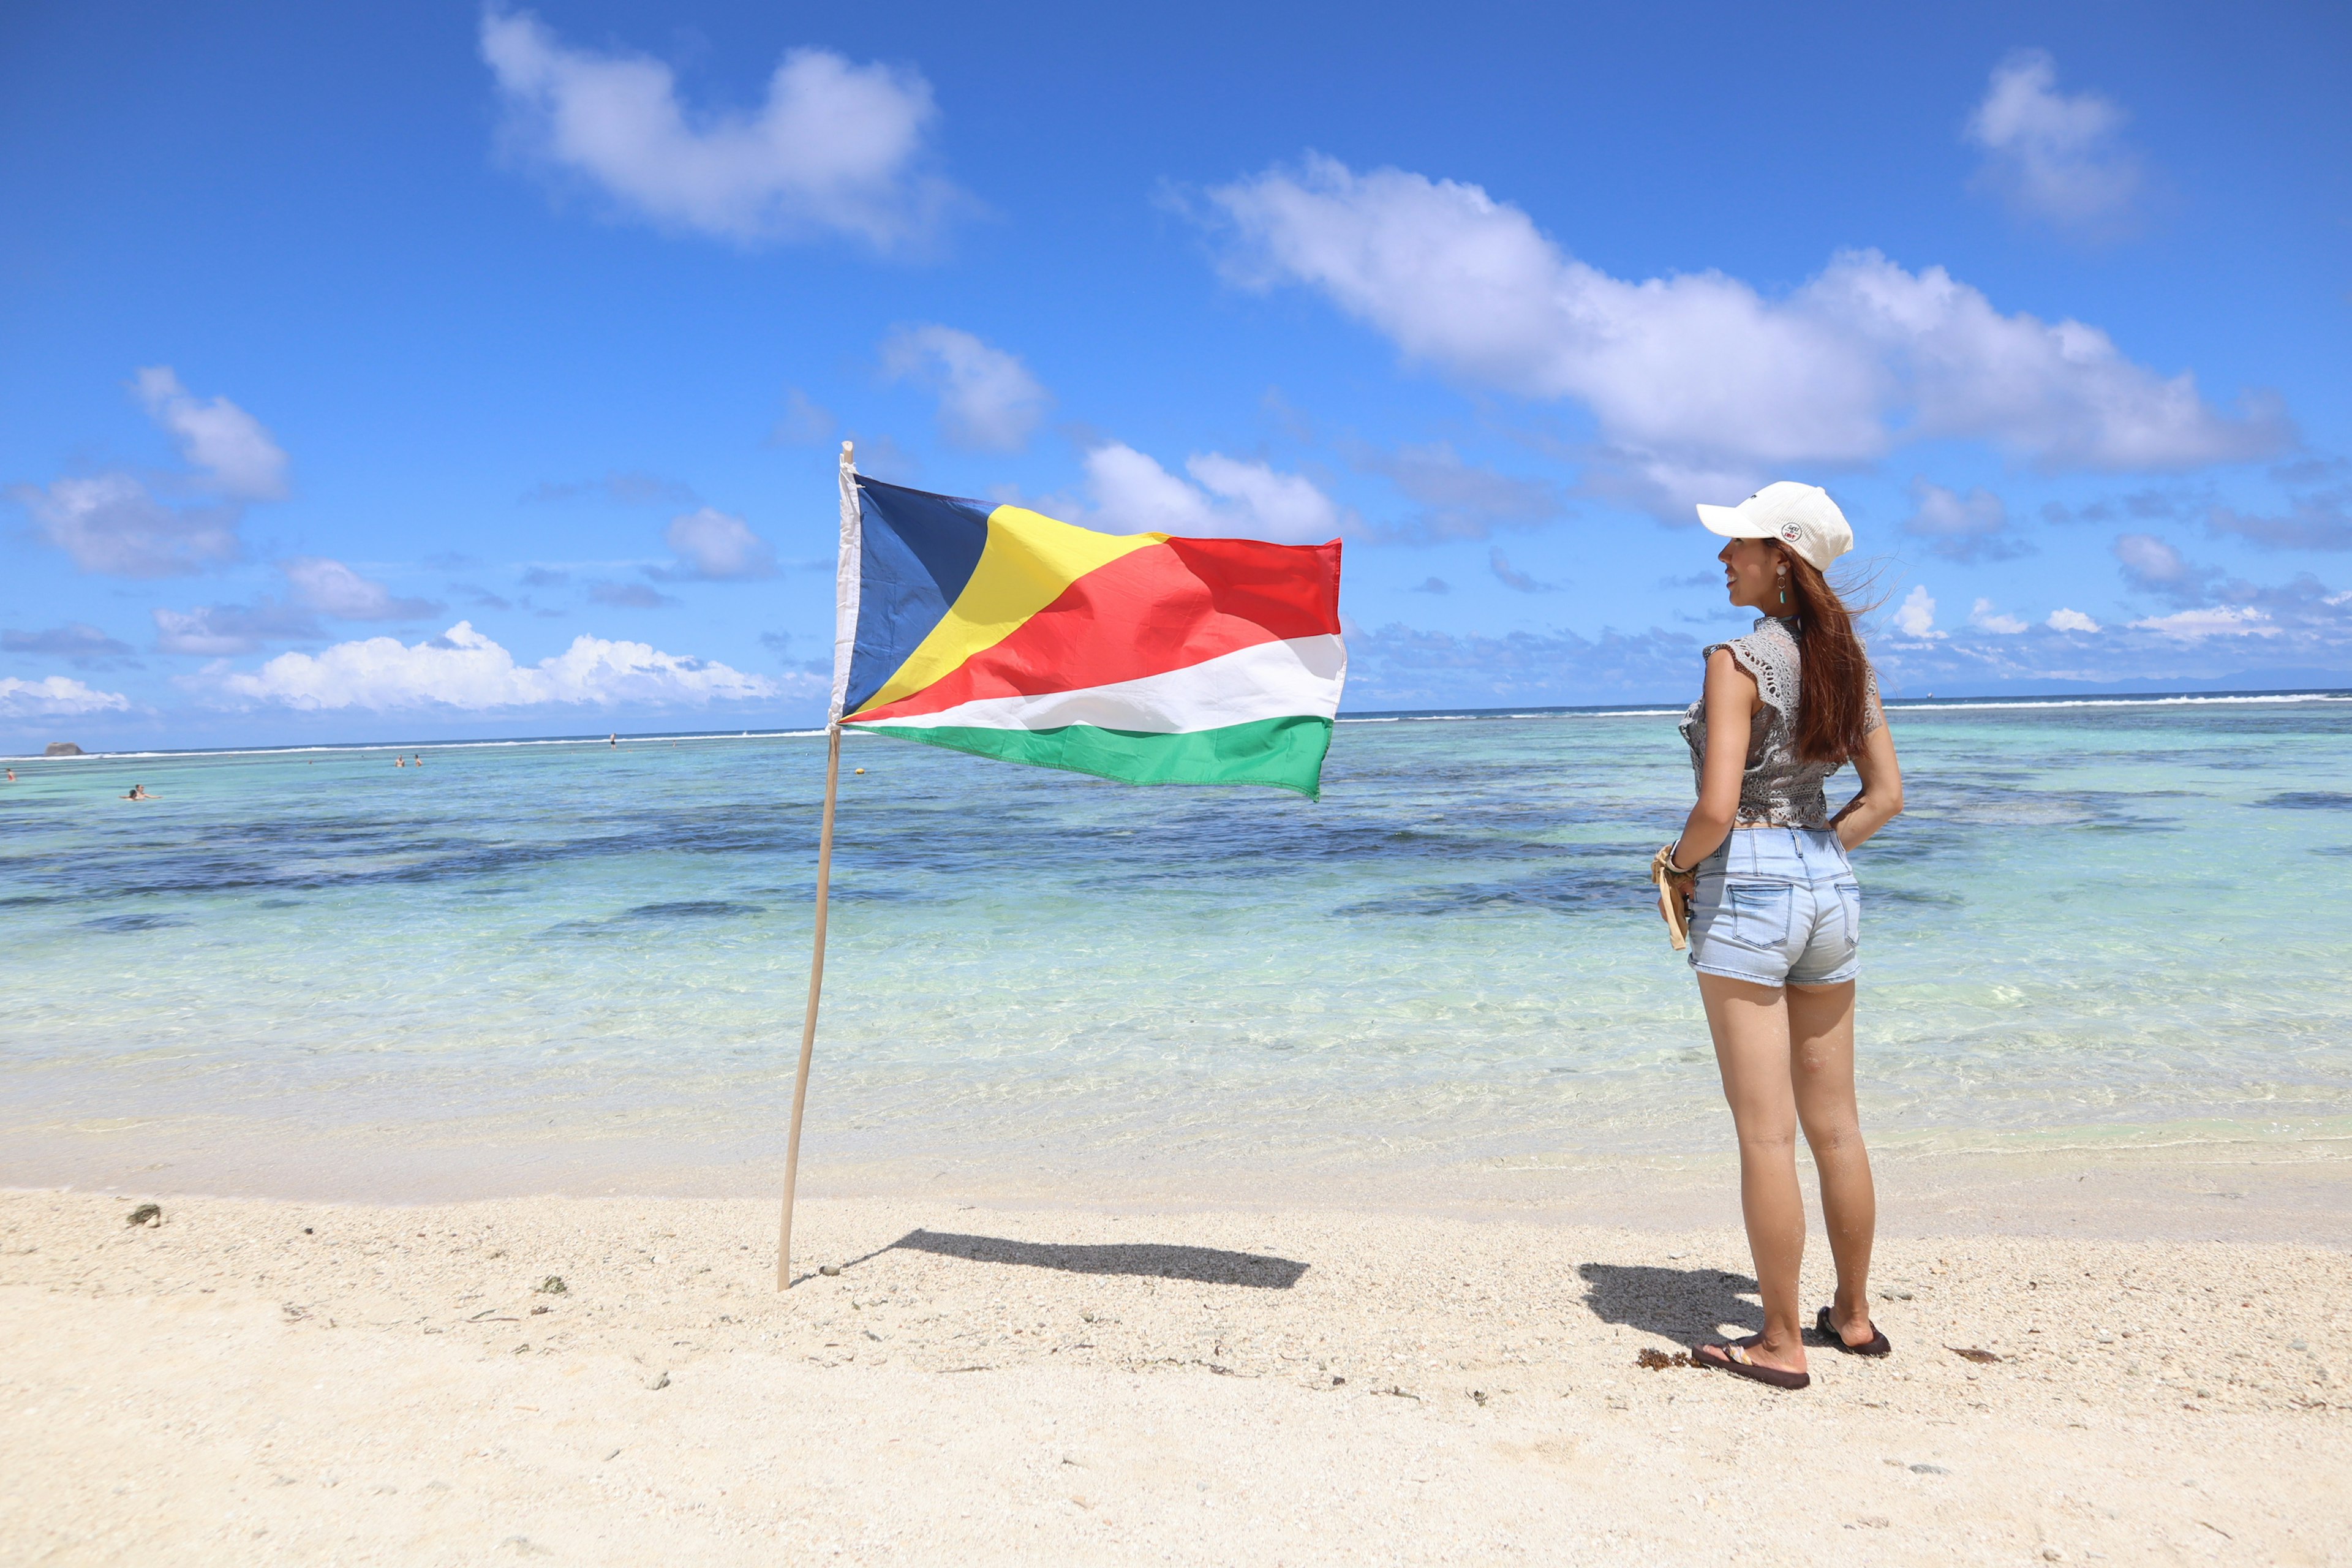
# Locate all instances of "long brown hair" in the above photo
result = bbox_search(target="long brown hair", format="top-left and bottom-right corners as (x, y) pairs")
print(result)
(1775, 544), (1873, 764)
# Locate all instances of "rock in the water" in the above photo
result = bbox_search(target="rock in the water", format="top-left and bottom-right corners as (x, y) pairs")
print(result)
(125, 1204), (161, 1227)
(45, 742), (85, 756)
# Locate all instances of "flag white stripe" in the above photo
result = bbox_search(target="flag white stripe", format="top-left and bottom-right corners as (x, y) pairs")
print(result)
(850, 635), (1346, 736)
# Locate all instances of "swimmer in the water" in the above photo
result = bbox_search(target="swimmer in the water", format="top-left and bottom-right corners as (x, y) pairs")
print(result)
(123, 784), (151, 800)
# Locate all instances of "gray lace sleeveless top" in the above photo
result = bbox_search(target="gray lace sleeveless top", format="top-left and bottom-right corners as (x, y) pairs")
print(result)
(1677, 616), (1880, 830)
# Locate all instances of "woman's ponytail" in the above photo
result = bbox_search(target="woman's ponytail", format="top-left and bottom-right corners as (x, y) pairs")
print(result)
(1777, 547), (1872, 764)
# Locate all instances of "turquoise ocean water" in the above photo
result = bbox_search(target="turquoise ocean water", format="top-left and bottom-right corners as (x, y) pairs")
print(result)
(4, 696), (2350, 1201)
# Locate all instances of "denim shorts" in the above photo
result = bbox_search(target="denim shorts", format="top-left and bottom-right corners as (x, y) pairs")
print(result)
(1686, 826), (1860, 987)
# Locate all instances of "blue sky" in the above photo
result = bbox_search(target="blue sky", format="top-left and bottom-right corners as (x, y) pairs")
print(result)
(4, 0), (2349, 748)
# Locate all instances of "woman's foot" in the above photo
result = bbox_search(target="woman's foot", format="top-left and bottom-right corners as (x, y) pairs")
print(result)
(1695, 1331), (1807, 1376)
(1817, 1302), (1892, 1355)
(1694, 1334), (1811, 1389)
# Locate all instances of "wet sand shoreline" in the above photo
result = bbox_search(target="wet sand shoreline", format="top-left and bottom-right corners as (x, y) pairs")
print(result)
(9, 1120), (2351, 1246)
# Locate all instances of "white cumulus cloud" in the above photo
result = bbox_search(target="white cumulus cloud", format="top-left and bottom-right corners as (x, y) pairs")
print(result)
(133, 366), (288, 500)
(151, 600), (322, 656)
(212, 620), (784, 710)
(2114, 532), (2192, 585)
(1969, 597), (2029, 635)
(2112, 532), (2216, 604)
(2046, 608), (2101, 633)
(1, 623), (133, 659)
(659, 508), (778, 579)
(1488, 547), (1558, 594)
(10, 472), (241, 579)
(879, 325), (1050, 451)
(1902, 480), (2027, 563)
(1891, 584), (1943, 639)
(1197, 157), (2282, 511)
(0, 674), (131, 718)
(9, 366), (287, 578)
(1966, 50), (2144, 236)
(1082, 443), (1349, 543)
(2127, 606), (2280, 640)
(282, 557), (441, 620)
(770, 386), (837, 446)
(480, 9), (957, 251)
(1346, 440), (1562, 542)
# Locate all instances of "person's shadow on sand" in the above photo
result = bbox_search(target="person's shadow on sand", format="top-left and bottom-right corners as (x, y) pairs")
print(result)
(1577, 1261), (1762, 1343)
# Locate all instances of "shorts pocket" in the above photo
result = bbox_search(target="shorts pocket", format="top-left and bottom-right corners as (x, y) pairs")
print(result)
(1723, 882), (1794, 949)
(1833, 881), (1861, 949)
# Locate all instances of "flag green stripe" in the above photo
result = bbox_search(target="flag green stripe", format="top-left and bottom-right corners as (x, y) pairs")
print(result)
(861, 715), (1334, 799)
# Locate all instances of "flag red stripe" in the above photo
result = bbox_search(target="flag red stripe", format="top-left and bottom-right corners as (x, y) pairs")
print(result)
(850, 536), (1341, 723)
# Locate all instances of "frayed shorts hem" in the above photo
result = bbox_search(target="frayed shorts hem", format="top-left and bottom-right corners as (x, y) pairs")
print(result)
(1687, 957), (1860, 989)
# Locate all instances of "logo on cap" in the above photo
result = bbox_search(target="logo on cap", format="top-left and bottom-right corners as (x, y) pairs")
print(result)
(1778, 521), (1804, 543)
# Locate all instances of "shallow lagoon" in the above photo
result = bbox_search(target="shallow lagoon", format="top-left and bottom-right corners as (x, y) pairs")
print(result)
(4, 695), (2349, 1199)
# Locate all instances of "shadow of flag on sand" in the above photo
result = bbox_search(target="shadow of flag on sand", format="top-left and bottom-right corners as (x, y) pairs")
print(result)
(852, 1228), (1309, 1289)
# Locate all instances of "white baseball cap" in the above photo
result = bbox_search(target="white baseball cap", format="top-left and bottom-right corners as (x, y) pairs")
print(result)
(1696, 481), (1853, 571)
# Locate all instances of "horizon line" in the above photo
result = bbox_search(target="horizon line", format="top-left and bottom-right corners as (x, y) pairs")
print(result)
(7, 683), (2349, 761)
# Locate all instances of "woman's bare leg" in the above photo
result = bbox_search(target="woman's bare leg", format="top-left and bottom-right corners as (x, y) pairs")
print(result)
(1695, 971), (1807, 1375)
(1789, 979), (1877, 1343)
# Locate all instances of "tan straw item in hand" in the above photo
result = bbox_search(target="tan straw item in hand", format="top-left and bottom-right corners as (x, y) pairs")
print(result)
(1649, 845), (1692, 951)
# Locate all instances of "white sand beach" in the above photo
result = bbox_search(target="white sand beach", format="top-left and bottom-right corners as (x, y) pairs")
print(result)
(5, 1188), (2347, 1566)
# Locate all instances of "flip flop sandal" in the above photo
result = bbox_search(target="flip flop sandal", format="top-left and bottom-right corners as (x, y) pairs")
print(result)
(1816, 1305), (1892, 1356)
(1694, 1340), (1810, 1390)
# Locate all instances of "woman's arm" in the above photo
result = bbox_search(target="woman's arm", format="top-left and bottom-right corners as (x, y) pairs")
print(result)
(1669, 648), (1757, 874)
(1829, 695), (1904, 851)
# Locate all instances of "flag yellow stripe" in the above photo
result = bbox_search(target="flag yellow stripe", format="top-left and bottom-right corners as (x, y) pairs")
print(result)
(850, 506), (1166, 716)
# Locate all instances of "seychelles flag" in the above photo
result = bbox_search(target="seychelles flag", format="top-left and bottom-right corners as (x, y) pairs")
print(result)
(830, 471), (1346, 799)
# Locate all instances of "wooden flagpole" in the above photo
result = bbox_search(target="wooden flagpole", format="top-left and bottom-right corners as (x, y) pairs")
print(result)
(775, 722), (840, 1289)
(778, 441), (858, 1290)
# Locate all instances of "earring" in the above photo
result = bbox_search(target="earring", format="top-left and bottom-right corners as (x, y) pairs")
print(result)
(1777, 570), (1787, 607)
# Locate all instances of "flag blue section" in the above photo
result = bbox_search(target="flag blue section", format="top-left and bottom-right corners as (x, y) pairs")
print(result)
(845, 477), (991, 715)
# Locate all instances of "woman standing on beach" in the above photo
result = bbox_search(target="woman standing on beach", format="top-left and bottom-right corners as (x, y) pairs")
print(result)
(1658, 482), (1905, 1391)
